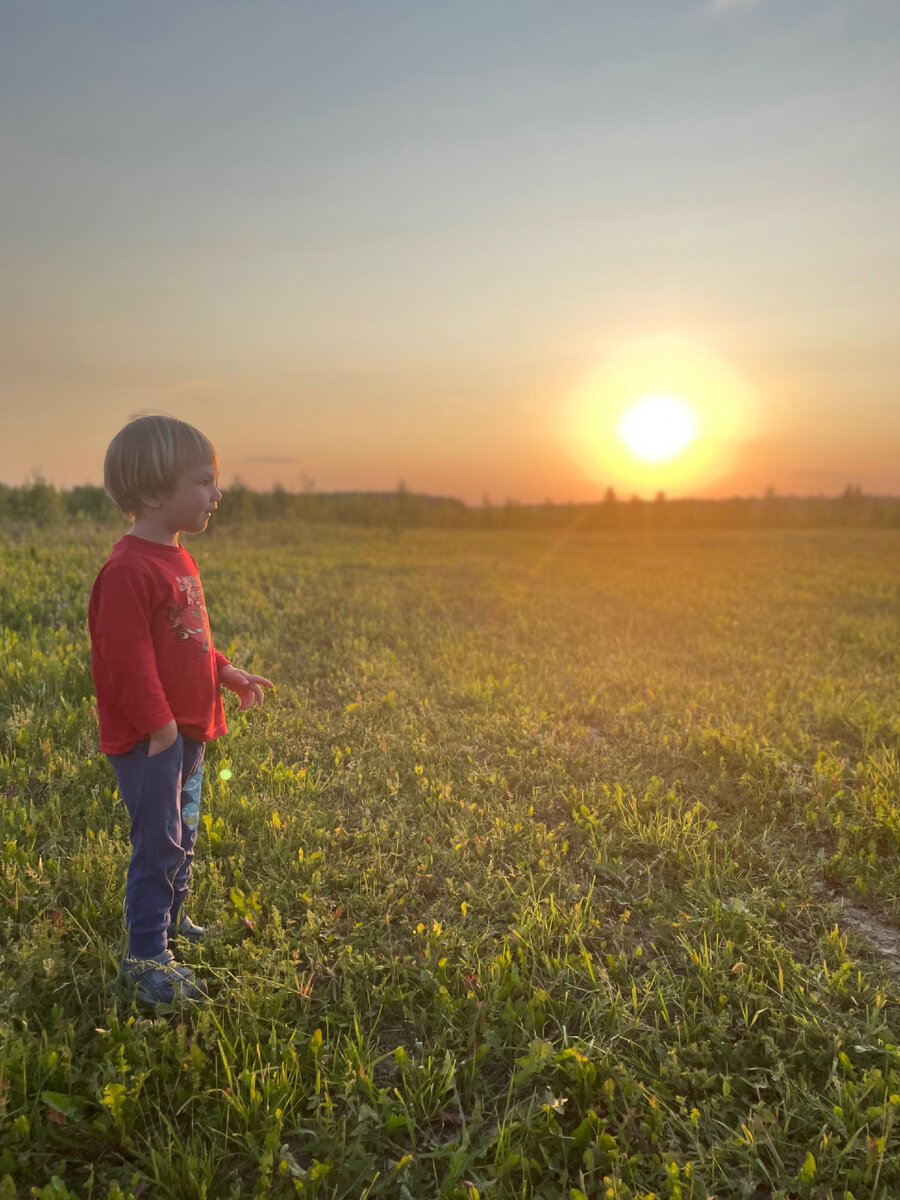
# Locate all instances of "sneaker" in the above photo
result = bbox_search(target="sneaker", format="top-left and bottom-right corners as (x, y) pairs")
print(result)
(121, 950), (207, 1005)
(167, 910), (206, 944)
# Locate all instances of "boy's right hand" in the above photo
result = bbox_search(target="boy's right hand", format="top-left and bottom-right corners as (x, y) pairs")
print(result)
(148, 720), (178, 756)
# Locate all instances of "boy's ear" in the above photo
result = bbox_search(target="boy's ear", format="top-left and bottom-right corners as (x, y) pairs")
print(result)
(137, 494), (163, 511)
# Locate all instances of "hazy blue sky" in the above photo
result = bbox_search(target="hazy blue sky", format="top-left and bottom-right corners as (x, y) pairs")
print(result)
(2, 0), (898, 500)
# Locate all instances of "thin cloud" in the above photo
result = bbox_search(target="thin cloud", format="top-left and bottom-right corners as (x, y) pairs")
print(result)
(165, 377), (222, 394)
(709, 0), (759, 12)
(244, 455), (298, 464)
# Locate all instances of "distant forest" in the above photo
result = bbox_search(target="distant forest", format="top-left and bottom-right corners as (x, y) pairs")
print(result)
(2, 478), (900, 531)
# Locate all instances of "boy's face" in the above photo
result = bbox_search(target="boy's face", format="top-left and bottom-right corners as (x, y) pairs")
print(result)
(150, 461), (222, 535)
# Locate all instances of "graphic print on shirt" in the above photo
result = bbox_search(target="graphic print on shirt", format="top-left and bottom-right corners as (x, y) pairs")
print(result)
(167, 574), (211, 656)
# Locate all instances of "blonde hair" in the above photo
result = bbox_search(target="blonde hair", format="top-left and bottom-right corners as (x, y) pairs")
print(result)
(104, 415), (217, 517)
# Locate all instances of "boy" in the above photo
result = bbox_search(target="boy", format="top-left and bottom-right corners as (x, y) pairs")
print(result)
(89, 415), (273, 1004)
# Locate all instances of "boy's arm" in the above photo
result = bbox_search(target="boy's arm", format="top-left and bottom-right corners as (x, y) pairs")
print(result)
(94, 566), (174, 739)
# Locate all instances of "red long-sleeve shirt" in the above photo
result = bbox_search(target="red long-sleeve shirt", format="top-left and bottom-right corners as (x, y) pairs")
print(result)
(89, 535), (230, 754)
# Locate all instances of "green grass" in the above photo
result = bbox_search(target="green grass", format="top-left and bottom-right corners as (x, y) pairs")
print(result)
(3, 521), (900, 1199)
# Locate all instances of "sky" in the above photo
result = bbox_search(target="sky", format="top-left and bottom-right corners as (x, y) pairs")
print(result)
(1, 0), (898, 502)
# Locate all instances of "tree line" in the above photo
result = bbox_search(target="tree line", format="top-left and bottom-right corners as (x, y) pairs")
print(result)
(2, 478), (899, 531)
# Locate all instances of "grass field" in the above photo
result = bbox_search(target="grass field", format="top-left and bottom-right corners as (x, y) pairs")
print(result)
(3, 521), (900, 1200)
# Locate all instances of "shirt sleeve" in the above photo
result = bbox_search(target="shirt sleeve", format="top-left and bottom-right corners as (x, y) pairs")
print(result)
(94, 565), (174, 734)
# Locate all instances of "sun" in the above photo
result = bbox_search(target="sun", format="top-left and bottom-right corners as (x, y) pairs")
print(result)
(618, 393), (698, 463)
(564, 335), (756, 497)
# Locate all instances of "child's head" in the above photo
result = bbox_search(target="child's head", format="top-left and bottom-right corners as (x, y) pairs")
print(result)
(104, 415), (217, 518)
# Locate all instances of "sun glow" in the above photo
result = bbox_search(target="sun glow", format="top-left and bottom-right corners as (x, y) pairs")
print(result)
(565, 336), (755, 496)
(618, 394), (698, 463)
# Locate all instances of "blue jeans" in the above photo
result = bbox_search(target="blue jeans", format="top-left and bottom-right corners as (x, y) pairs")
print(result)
(108, 733), (205, 958)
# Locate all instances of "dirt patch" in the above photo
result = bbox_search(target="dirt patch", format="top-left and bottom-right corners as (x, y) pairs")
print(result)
(817, 886), (900, 974)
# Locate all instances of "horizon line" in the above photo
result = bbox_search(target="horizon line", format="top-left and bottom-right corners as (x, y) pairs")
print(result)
(2, 478), (898, 507)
